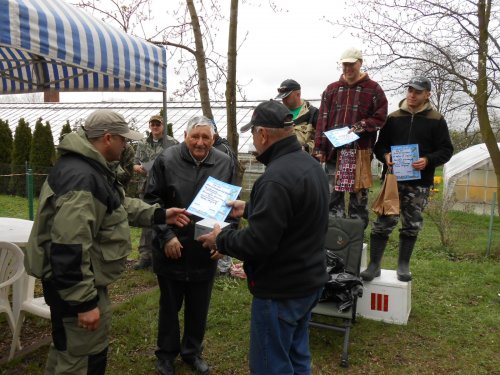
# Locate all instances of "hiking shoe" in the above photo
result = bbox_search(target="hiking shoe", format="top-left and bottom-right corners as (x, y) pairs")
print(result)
(133, 258), (151, 270)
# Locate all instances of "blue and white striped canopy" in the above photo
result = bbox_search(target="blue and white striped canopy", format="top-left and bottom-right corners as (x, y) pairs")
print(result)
(0, 0), (167, 94)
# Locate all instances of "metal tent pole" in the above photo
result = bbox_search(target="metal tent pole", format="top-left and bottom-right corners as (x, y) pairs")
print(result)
(25, 163), (34, 220)
(486, 192), (496, 257)
(162, 91), (168, 147)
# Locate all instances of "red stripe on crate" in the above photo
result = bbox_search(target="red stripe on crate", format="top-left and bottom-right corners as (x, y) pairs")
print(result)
(370, 293), (390, 311)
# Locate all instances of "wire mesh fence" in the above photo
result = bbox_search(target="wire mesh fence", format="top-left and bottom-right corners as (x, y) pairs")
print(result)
(0, 156), (265, 201)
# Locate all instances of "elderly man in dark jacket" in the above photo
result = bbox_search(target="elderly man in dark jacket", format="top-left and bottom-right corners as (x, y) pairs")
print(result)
(144, 115), (234, 375)
(199, 100), (329, 375)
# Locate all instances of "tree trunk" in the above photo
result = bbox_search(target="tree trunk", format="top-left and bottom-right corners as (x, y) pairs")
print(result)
(226, 0), (239, 153)
(186, 0), (213, 120)
(476, 0), (500, 214)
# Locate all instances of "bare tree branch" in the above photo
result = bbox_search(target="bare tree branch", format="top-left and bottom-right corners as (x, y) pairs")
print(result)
(338, 0), (500, 213)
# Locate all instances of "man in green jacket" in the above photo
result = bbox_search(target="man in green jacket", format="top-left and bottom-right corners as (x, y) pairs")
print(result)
(25, 109), (189, 375)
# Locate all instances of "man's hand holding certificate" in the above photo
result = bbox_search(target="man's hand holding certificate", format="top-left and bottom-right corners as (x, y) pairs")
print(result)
(187, 176), (241, 221)
(391, 144), (421, 181)
(324, 127), (360, 148)
(187, 176), (241, 238)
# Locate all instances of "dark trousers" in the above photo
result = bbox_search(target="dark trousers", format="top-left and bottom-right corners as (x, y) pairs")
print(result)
(155, 275), (215, 361)
(137, 227), (154, 261)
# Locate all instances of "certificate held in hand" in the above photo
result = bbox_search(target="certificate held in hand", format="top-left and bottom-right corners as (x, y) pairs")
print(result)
(324, 127), (360, 148)
(391, 144), (421, 181)
(187, 176), (241, 238)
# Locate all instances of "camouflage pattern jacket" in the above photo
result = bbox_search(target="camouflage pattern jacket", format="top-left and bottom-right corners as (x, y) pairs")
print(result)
(293, 100), (318, 154)
(117, 143), (135, 189)
(133, 134), (179, 188)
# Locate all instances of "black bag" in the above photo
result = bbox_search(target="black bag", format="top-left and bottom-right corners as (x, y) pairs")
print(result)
(319, 216), (364, 310)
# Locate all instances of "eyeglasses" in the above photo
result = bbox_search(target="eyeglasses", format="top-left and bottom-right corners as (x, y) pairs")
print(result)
(150, 122), (163, 127)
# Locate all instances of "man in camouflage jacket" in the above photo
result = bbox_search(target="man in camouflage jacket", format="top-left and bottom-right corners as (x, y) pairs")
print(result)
(132, 115), (179, 270)
(275, 79), (318, 155)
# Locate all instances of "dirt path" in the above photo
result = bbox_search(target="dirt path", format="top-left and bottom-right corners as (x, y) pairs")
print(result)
(0, 260), (157, 363)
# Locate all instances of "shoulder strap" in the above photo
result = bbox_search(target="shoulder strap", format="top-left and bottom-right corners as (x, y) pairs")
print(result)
(308, 106), (319, 126)
(294, 104), (319, 127)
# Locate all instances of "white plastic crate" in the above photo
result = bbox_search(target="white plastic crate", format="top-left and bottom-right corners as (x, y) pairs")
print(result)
(357, 269), (411, 325)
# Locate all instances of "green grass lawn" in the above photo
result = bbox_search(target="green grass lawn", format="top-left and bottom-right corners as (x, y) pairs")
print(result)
(1, 191), (499, 374)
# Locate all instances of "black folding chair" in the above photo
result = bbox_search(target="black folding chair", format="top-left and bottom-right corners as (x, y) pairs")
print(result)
(310, 216), (364, 368)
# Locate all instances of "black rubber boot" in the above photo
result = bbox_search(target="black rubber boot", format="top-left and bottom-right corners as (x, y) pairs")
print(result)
(360, 233), (388, 281)
(397, 235), (417, 282)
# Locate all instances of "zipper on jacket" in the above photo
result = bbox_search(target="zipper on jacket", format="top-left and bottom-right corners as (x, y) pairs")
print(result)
(407, 113), (415, 144)
(185, 162), (204, 282)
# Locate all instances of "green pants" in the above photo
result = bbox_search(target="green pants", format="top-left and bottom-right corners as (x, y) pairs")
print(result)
(45, 288), (111, 375)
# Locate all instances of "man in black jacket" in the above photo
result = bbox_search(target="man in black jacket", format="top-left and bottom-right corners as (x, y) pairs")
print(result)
(144, 115), (234, 375)
(198, 100), (329, 375)
(361, 76), (453, 282)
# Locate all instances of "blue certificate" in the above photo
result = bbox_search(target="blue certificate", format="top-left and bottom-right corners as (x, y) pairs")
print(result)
(324, 127), (359, 148)
(391, 144), (421, 181)
(187, 176), (242, 222)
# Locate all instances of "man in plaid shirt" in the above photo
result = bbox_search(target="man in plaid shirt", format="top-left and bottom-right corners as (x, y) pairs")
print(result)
(314, 47), (388, 229)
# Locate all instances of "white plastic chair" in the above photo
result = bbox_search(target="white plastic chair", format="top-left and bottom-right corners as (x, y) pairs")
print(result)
(9, 271), (51, 360)
(0, 242), (26, 358)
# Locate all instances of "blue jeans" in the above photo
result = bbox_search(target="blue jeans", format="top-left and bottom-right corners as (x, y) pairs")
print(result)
(249, 288), (323, 375)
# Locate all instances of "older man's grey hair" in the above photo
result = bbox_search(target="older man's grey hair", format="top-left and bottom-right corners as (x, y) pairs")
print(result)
(186, 115), (215, 135)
